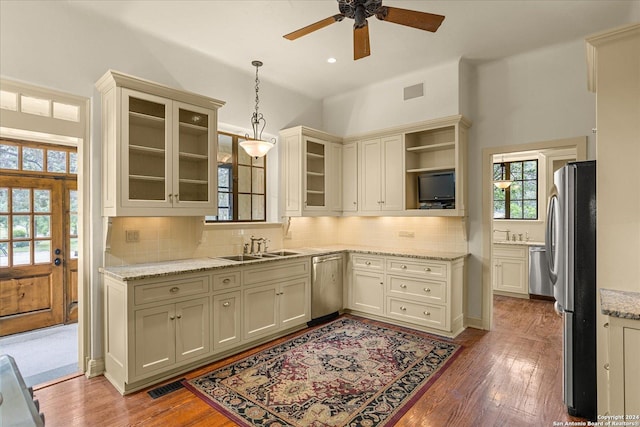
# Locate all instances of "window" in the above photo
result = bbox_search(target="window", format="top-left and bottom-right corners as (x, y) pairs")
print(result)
(0, 141), (77, 176)
(205, 131), (266, 222)
(493, 160), (538, 220)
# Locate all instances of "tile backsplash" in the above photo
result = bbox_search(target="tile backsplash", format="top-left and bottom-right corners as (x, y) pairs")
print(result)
(105, 215), (467, 266)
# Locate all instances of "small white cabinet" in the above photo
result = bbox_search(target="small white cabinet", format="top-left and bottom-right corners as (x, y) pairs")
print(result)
(492, 244), (529, 297)
(279, 126), (343, 216)
(609, 316), (640, 416)
(96, 70), (224, 216)
(359, 135), (404, 212)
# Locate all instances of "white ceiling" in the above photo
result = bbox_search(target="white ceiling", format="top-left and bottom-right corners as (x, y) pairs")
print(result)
(70, 0), (637, 99)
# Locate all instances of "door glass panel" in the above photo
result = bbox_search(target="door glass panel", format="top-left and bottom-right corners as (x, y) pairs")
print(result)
(23, 147), (44, 171)
(34, 240), (51, 263)
(34, 189), (50, 212)
(13, 215), (30, 239)
(47, 150), (67, 173)
(0, 188), (7, 212)
(0, 242), (8, 267)
(13, 241), (31, 265)
(35, 215), (51, 238)
(69, 190), (78, 259)
(0, 215), (7, 238)
(70, 237), (78, 259)
(69, 152), (78, 174)
(12, 189), (30, 212)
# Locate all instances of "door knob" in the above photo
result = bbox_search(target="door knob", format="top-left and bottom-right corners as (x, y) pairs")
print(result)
(55, 248), (61, 255)
(54, 258), (61, 266)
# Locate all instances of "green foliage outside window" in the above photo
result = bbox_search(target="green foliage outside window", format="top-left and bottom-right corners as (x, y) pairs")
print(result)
(493, 160), (538, 220)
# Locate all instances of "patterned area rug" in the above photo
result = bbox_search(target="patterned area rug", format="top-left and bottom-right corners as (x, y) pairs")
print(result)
(185, 317), (461, 426)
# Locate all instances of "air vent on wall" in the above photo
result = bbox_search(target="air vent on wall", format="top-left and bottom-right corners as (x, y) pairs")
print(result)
(403, 83), (424, 101)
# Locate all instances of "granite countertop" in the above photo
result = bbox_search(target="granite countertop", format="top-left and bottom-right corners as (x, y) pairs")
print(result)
(600, 288), (640, 320)
(493, 240), (545, 247)
(101, 245), (469, 282)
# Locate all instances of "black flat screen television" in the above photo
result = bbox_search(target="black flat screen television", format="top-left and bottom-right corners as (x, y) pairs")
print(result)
(418, 171), (455, 205)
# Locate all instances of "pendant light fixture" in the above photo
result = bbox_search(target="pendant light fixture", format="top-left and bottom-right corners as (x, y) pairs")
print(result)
(239, 60), (275, 158)
(494, 157), (513, 190)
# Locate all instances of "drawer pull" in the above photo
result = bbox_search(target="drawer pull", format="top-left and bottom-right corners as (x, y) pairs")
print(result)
(223, 302), (230, 307)
(401, 264), (407, 269)
(604, 322), (609, 328)
(424, 288), (431, 293)
(424, 311), (431, 316)
(222, 278), (231, 284)
(400, 306), (407, 311)
(424, 267), (431, 272)
(169, 287), (180, 293)
(400, 284), (407, 289)
(365, 261), (371, 265)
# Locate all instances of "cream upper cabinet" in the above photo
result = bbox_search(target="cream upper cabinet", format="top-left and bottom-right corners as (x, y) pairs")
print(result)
(342, 142), (358, 212)
(359, 135), (404, 213)
(96, 70), (224, 216)
(279, 126), (343, 217)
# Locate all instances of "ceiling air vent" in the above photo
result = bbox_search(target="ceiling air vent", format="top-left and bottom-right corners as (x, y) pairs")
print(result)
(403, 83), (424, 101)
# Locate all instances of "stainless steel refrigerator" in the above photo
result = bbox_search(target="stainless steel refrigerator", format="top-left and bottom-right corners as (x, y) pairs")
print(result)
(546, 160), (596, 421)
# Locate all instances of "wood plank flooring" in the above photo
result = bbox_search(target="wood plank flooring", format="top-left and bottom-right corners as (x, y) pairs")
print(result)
(33, 296), (587, 426)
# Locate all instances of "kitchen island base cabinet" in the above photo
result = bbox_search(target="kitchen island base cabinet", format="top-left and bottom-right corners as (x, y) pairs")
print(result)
(346, 254), (465, 338)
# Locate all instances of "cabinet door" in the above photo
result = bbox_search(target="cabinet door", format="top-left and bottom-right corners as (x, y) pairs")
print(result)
(360, 138), (382, 211)
(173, 102), (217, 210)
(381, 135), (404, 211)
(304, 137), (327, 210)
(494, 257), (527, 294)
(279, 277), (310, 329)
(351, 270), (384, 315)
(121, 89), (172, 209)
(213, 292), (241, 352)
(282, 132), (302, 216)
(175, 298), (210, 363)
(342, 142), (358, 212)
(243, 284), (278, 340)
(134, 304), (176, 378)
(326, 142), (343, 213)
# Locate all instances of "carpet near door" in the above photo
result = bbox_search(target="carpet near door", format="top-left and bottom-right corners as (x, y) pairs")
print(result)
(185, 316), (461, 427)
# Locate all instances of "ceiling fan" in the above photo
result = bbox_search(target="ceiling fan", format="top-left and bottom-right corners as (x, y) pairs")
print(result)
(283, 0), (445, 60)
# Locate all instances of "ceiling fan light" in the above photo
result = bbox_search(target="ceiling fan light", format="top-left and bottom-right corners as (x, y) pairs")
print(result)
(240, 139), (274, 158)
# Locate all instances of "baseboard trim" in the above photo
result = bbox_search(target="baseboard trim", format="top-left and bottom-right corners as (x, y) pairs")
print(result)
(465, 316), (484, 330)
(85, 357), (105, 378)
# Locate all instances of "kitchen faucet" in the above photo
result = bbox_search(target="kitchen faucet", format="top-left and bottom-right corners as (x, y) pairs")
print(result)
(249, 236), (269, 255)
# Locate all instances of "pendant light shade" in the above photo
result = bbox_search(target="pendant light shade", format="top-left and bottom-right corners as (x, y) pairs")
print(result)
(240, 60), (275, 159)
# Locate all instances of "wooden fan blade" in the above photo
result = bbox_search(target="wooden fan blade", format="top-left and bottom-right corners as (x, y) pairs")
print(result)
(377, 6), (445, 32)
(283, 14), (344, 40)
(353, 23), (371, 60)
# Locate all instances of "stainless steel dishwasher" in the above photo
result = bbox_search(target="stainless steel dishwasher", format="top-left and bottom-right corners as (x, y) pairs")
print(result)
(309, 254), (343, 326)
(529, 246), (554, 299)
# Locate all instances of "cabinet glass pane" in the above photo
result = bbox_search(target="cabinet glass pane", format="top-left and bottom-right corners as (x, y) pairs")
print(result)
(178, 108), (209, 202)
(306, 141), (325, 207)
(128, 96), (167, 201)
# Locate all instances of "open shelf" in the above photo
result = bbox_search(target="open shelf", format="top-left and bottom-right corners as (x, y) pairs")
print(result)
(406, 165), (455, 173)
(129, 174), (165, 182)
(406, 141), (455, 153)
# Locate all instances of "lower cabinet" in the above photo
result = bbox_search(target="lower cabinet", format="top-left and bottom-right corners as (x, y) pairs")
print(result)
(609, 316), (640, 416)
(212, 291), (241, 352)
(346, 253), (465, 337)
(492, 244), (528, 297)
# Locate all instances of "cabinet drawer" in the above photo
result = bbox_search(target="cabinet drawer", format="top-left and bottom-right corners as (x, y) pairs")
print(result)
(134, 275), (209, 305)
(387, 298), (447, 331)
(493, 245), (527, 259)
(212, 270), (241, 291)
(386, 258), (447, 280)
(243, 260), (309, 286)
(387, 276), (446, 304)
(351, 255), (384, 270)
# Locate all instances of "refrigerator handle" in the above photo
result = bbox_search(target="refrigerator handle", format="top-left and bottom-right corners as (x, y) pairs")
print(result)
(546, 192), (559, 284)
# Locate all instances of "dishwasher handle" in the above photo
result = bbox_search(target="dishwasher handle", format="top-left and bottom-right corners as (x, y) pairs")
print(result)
(312, 255), (343, 264)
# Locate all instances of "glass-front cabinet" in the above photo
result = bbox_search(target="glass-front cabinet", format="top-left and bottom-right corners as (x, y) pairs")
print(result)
(97, 70), (224, 216)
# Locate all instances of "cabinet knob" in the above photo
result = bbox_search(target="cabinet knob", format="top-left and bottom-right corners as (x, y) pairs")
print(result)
(353, 201), (357, 205)
(365, 261), (371, 265)
(176, 314), (182, 319)
(379, 282), (383, 285)
(424, 267), (431, 272)
(424, 311), (431, 316)
(401, 264), (407, 269)
(400, 284), (407, 288)
(604, 322), (609, 328)
(424, 288), (431, 293)
(175, 194), (179, 202)
(400, 306), (407, 311)
(223, 302), (230, 307)
(170, 287), (179, 293)
(222, 278), (231, 284)
(604, 363), (609, 371)
(169, 315), (175, 320)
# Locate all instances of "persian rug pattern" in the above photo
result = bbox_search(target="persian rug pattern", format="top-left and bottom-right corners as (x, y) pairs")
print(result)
(185, 317), (461, 426)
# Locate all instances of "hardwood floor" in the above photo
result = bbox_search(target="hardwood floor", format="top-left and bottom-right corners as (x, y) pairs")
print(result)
(33, 296), (586, 426)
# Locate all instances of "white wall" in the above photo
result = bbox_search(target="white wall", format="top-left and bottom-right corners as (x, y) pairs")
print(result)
(322, 59), (460, 136)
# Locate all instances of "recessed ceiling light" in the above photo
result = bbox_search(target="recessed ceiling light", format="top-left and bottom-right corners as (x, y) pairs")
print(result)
(327, 57), (337, 64)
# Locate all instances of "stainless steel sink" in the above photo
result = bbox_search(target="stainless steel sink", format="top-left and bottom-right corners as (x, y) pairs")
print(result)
(217, 254), (261, 262)
(265, 250), (299, 257)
